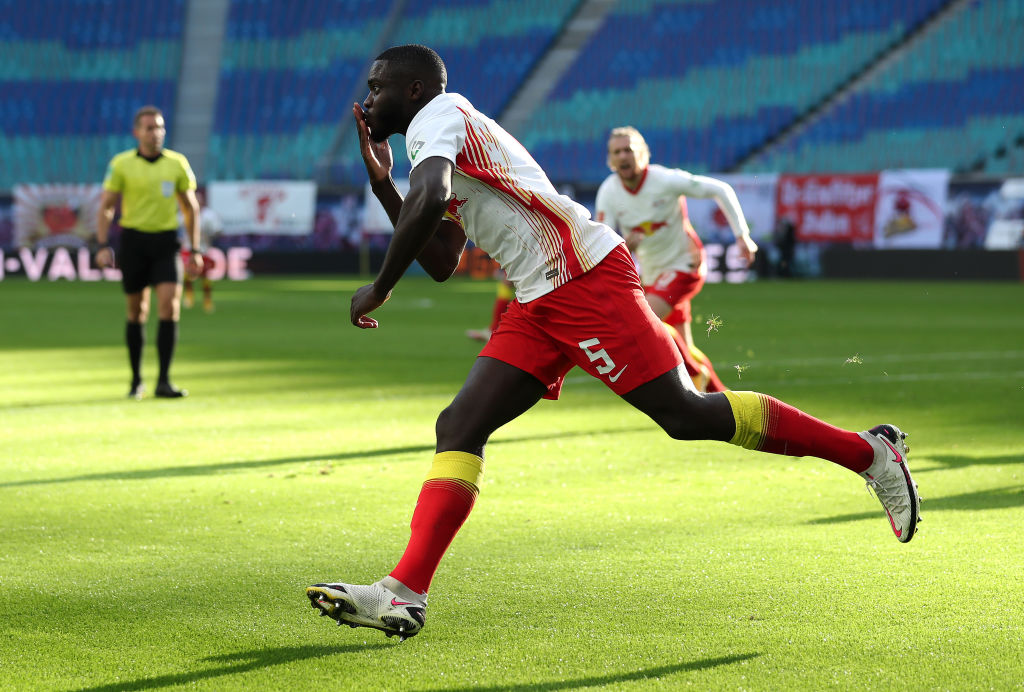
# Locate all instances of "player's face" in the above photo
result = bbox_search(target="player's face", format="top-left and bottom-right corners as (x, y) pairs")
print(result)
(608, 136), (640, 181)
(133, 114), (166, 154)
(362, 61), (407, 142)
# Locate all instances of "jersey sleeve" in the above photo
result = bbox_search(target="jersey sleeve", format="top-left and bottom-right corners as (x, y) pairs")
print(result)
(102, 158), (124, 193)
(406, 109), (466, 169)
(663, 169), (751, 239)
(594, 181), (618, 233)
(177, 155), (197, 192)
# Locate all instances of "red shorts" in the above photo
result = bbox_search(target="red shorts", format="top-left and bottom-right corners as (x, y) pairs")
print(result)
(480, 244), (682, 400)
(645, 265), (705, 325)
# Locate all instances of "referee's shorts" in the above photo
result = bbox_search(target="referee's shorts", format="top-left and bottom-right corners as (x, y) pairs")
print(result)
(118, 228), (183, 294)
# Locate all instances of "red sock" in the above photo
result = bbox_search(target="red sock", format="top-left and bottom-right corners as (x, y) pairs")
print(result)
(390, 452), (483, 594)
(725, 391), (873, 472)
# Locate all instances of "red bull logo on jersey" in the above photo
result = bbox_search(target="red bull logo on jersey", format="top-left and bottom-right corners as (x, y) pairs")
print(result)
(629, 220), (667, 236)
(445, 195), (468, 227)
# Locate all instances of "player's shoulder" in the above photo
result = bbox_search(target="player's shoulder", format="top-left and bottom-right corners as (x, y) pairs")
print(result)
(648, 163), (689, 179)
(596, 174), (620, 199)
(108, 148), (138, 167)
(161, 148), (192, 166)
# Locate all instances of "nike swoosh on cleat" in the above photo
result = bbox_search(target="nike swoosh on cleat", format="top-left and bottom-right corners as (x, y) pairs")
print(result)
(886, 509), (902, 537)
(881, 438), (903, 464)
(390, 598), (414, 607)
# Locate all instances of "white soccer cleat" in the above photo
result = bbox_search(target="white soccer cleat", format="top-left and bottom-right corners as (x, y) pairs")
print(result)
(306, 579), (426, 641)
(858, 424), (921, 543)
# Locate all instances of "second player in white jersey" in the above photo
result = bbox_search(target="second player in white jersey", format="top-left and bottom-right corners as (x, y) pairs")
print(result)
(595, 164), (753, 286)
(406, 92), (622, 303)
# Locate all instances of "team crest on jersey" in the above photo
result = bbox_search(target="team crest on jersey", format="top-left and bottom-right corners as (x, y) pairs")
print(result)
(630, 220), (667, 236)
(410, 140), (426, 161)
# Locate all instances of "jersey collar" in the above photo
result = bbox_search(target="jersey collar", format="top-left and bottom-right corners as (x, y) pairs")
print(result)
(136, 149), (164, 163)
(620, 166), (648, 195)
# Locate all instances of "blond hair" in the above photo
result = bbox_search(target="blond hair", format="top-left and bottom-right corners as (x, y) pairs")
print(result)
(606, 126), (650, 172)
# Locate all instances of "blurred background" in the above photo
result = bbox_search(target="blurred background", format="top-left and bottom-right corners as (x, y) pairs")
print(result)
(1, 0), (1022, 282)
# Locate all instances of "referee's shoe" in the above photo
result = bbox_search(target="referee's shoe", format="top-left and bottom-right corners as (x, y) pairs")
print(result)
(155, 381), (188, 398)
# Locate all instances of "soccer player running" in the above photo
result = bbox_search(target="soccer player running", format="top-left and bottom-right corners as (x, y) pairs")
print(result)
(96, 106), (202, 399)
(307, 45), (920, 641)
(596, 127), (755, 392)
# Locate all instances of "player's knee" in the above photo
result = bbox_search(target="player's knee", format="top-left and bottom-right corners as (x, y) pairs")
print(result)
(435, 404), (488, 452)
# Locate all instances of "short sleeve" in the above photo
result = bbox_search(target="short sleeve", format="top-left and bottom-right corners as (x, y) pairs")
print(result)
(594, 181), (617, 232)
(177, 156), (197, 192)
(406, 109), (466, 169)
(102, 158), (124, 192)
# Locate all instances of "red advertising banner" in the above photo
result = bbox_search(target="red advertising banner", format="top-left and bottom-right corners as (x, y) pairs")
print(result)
(777, 173), (879, 243)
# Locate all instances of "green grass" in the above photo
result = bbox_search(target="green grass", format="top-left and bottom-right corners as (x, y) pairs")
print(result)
(1, 276), (1023, 691)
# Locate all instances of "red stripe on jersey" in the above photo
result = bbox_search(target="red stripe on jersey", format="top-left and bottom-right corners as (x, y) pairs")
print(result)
(455, 108), (585, 280)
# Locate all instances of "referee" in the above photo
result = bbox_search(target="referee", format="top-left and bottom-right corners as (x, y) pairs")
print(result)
(96, 105), (203, 399)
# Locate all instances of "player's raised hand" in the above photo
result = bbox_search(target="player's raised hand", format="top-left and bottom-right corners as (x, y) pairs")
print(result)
(353, 103), (393, 184)
(350, 282), (392, 329)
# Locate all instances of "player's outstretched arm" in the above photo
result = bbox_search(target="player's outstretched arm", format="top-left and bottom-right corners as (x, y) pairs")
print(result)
(350, 156), (454, 328)
(679, 173), (758, 266)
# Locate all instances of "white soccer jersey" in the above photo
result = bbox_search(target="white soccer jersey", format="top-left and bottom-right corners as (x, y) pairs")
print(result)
(595, 164), (750, 285)
(405, 93), (622, 303)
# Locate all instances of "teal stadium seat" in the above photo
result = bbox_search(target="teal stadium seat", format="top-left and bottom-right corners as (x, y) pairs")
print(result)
(0, 0), (185, 188)
(746, 0), (1024, 173)
(519, 0), (948, 184)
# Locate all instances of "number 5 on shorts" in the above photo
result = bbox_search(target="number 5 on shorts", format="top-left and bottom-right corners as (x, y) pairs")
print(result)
(578, 338), (616, 375)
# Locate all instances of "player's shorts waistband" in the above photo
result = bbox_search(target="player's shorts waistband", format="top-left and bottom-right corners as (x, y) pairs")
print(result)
(121, 227), (178, 235)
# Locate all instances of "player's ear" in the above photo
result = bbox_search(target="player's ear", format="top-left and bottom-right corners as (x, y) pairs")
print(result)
(408, 79), (424, 101)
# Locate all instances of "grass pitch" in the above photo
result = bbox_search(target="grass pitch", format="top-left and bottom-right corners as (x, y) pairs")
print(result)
(1, 276), (1022, 691)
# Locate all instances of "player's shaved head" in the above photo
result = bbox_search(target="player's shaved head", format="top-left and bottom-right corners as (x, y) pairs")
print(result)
(375, 44), (447, 90)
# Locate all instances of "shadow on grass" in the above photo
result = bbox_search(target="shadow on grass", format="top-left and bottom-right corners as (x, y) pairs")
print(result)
(421, 653), (760, 692)
(809, 485), (1024, 525)
(0, 427), (653, 488)
(916, 453), (1024, 473)
(74, 643), (386, 692)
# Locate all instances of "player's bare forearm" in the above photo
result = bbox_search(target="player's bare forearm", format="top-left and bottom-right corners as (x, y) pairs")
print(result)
(96, 191), (118, 244)
(370, 178), (404, 228)
(373, 183), (449, 295)
(417, 220), (467, 282)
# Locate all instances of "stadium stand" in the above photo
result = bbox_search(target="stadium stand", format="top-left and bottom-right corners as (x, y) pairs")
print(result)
(0, 0), (185, 188)
(517, 0), (951, 184)
(210, 0), (579, 183)
(745, 0), (1024, 174)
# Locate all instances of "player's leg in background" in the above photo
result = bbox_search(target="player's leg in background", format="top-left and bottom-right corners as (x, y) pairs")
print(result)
(154, 280), (185, 396)
(390, 356), (548, 596)
(466, 278), (514, 342)
(125, 288), (149, 398)
(665, 303), (727, 392)
(202, 276), (214, 313)
(645, 292), (718, 391)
